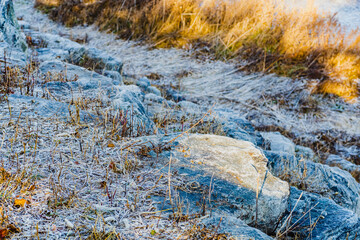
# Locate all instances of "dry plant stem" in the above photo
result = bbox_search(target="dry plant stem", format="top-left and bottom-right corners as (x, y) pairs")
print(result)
(168, 156), (172, 205)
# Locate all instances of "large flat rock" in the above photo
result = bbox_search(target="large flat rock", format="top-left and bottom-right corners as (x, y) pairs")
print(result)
(168, 134), (290, 233)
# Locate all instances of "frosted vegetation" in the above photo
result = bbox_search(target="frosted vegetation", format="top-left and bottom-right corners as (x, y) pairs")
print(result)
(0, 0), (359, 239)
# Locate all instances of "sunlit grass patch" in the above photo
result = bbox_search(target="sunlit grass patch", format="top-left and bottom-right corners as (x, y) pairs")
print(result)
(34, 0), (360, 100)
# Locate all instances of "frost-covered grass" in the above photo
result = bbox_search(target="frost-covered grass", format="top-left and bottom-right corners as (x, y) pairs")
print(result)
(0, 81), (230, 240)
(0, 50), (231, 238)
(0, 102), (230, 239)
(35, 0), (360, 101)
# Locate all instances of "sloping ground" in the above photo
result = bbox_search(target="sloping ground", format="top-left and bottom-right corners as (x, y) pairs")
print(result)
(0, 0), (359, 239)
(15, 0), (360, 175)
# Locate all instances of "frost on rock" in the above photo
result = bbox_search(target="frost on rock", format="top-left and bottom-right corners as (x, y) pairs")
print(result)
(112, 85), (155, 134)
(39, 60), (114, 91)
(261, 131), (296, 155)
(265, 151), (360, 215)
(284, 187), (360, 240)
(170, 134), (290, 233)
(67, 47), (123, 74)
(0, 0), (27, 51)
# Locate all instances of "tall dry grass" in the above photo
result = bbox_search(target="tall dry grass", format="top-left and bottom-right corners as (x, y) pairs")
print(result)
(35, 0), (360, 101)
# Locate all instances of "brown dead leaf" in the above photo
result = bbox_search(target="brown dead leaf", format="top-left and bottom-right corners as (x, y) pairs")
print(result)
(51, 224), (57, 232)
(137, 175), (144, 183)
(14, 199), (30, 208)
(74, 130), (81, 138)
(0, 227), (8, 239)
(107, 143), (115, 148)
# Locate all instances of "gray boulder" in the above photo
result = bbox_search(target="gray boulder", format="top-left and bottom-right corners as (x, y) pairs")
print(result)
(326, 154), (360, 175)
(0, 41), (27, 66)
(112, 85), (154, 135)
(148, 134), (290, 234)
(67, 47), (123, 73)
(103, 70), (123, 85)
(295, 145), (315, 160)
(201, 216), (274, 240)
(6, 94), (90, 120)
(136, 77), (151, 90)
(265, 151), (360, 215)
(0, 0), (27, 51)
(29, 32), (81, 52)
(261, 132), (295, 155)
(147, 86), (161, 96)
(35, 48), (69, 62)
(39, 60), (114, 91)
(278, 187), (360, 239)
(222, 116), (264, 147)
(144, 93), (164, 104)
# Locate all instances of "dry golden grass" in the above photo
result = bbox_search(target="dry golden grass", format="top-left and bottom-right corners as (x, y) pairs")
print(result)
(35, 0), (360, 101)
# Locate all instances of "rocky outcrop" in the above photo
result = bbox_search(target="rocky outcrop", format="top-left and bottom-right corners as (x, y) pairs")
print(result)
(265, 151), (360, 215)
(223, 115), (264, 146)
(6, 94), (90, 120)
(136, 133), (360, 238)
(279, 187), (360, 239)
(0, 0), (27, 51)
(67, 47), (123, 74)
(39, 60), (114, 91)
(112, 85), (154, 134)
(139, 134), (290, 236)
(326, 154), (360, 175)
(173, 135), (290, 232)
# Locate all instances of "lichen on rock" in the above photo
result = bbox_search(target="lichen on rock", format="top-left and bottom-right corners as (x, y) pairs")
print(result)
(0, 0), (27, 51)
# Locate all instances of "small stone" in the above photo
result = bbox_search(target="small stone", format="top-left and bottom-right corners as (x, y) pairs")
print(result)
(122, 219), (130, 229)
(64, 219), (74, 229)
(147, 86), (161, 96)
(261, 132), (295, 155)
(136, 77), (151, 90)
(94, 204), (121, 212)
(145, 93), (164, 103)
(104, 217), (117, 223)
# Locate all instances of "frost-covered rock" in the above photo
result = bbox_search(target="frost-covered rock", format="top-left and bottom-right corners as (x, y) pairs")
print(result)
(103, 70), (123, 85)
(0, 41), (27, 66)
(29, 32), (81, 52)
(144, 93), (164, 104)
(265, 151), (360, 215)
(166, 88), (185, 102)
(112, 85), (154, 134)
(201, 216), (274, 240)
(39, 60), (114, 90)
(136, 77), (150, 90)
(261, 132), (295, 155)
(35, 48), (69, 62)
(177, 100), (201, 112)
(168, 134), (290, 233)
(67, 47), (123, 73)
(295, 145), (315, 160)
(279, 187), (360, 239)
(6, 94), (88, 120)
(222, 116), (264, 147)
(147, 86), (161, 96)
(326, 154), (360, 175)
(0, 0), (27, 51)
